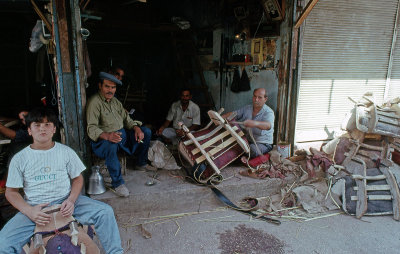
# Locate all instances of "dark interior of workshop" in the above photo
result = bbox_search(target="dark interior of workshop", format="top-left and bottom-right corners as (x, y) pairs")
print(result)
(0, 0), (283, 127)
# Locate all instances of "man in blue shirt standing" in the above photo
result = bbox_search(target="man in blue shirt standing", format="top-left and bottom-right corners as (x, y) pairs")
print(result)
(223, 88), (274, 162)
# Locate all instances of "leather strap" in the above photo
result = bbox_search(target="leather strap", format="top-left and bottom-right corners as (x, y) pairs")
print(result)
(187, 163), (281, 225)
(210, 186), (281, 225)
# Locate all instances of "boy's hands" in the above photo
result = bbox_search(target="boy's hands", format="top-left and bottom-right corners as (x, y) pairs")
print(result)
(26, 203), (51, 226)
(60, 199), (75, 217)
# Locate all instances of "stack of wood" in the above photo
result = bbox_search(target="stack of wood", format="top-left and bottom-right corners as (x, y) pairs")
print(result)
(322, 94), (400, 220)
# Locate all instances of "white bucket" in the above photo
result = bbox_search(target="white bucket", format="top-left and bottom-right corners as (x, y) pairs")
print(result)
(277, 142), (291, 159)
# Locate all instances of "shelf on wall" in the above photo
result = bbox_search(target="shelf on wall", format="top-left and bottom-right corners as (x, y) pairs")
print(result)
(226, 62), (252, 66)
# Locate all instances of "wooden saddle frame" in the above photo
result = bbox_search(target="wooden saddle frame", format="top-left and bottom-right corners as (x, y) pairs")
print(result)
(179, 109), (250, 183)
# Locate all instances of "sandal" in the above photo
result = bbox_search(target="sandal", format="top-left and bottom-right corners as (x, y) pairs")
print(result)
(239, 169), (259, 179)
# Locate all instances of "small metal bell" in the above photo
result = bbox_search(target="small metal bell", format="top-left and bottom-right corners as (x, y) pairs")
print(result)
(87, 166), (106, 195)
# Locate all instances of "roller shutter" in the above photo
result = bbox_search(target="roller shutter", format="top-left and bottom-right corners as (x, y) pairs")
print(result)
(390, 15), (400, 100)
(295, 0), (399, 142)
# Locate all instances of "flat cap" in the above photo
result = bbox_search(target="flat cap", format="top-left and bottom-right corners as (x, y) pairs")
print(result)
(99, 71), (122, 85)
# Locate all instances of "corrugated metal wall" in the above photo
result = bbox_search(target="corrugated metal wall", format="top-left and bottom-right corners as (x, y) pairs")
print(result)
(390, 10), (400, 99)
(295, 0), (399, 142)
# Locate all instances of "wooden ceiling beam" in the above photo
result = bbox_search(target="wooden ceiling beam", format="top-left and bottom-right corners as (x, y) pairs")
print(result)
(294, 0), (319, 29)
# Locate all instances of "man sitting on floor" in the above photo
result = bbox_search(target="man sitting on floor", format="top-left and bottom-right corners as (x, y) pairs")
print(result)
(0, 107), (123, 254)
(86, 72), (155, 198)
(222, 88), (274, 163)
(156, 88), (200, 145)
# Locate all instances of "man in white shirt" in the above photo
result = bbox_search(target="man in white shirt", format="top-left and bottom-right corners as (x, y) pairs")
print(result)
(157, 89), (201, 144)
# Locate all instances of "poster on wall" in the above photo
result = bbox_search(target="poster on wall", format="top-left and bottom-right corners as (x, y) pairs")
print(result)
(260, 0), (283, 21)
(251, 38), (264, 65)
(262, 39), (276, 69)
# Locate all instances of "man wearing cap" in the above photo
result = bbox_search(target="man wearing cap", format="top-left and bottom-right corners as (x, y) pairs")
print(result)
(222, 88), (274, 163)
(86, 72), (155, 197)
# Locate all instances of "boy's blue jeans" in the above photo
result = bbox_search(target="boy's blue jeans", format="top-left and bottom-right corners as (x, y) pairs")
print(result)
(0, 195), (123, 254)
(91, 126), (152, 188)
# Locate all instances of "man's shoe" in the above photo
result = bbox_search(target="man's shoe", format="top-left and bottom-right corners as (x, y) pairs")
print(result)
(135, 164), (157, 171)
(114, 184), (130, 197)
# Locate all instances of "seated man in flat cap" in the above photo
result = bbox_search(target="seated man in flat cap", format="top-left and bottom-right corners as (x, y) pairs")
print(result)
(86, 72), (155, 198)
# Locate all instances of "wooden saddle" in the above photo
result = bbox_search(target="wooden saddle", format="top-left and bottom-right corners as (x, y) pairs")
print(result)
(21, 204), (100, 254)
(178, 109), (250, 183)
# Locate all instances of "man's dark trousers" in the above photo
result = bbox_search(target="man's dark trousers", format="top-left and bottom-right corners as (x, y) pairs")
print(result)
(91, 127), (151, 188)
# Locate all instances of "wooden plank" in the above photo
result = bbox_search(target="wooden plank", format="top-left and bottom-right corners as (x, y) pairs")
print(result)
(357, 142), (384, 151)
(352, 174), (386, 180)
(195, 135), (241, 164)
(180, 123), (220, 174)
(184, 125), (237, 146)
(223, 123), (250, 153)
(364, 133), (382, 140)
(191, 128), (242, 155)
(351, 195), (393, 201)
(30, 0), (52, 33)
(357, 150), (380, 160)
(355, 161), (367, 219)
(377, 110), (400, 119)
(354, 185), (390, 191)
(184, 125), (225, 146)
(378, 116), (400, 125)
(355, 178), (367, 218)
(343, 145), (360, 165)
(380, 167), (400, 220)
(208, 110), (250, 153)
(197, 108), (225, 132)
(55, 0), (71, 73)
(294, 0), (320, 29)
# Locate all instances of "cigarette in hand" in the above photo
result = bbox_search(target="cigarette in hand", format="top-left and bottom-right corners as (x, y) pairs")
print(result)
(138, 140), (144, 143)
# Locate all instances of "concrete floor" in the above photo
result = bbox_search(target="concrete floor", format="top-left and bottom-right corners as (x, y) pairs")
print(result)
(115, 208), (399, 254)
(91, 164), (400, 254)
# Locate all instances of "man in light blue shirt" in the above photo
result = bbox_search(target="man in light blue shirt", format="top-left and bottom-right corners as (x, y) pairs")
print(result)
(223, 88), (274, 162)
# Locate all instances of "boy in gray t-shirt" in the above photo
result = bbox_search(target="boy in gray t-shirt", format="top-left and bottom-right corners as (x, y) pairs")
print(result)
(0, 107), (123, 254)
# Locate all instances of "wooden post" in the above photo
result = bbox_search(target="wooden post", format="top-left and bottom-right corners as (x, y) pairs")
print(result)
(294, 0), (320, 29)
(52, 0), (89, 163)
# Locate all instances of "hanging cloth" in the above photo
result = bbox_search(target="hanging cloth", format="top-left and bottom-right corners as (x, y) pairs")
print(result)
(35, 47), (46, 84)
(239, 68), (251, 91)
(230, 68), (241, 93)
(83, 41), (92, 78)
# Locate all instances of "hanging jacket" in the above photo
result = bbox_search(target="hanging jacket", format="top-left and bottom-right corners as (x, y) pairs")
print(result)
(239, 68), (251, 91)
(231, 68), (241, 93)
